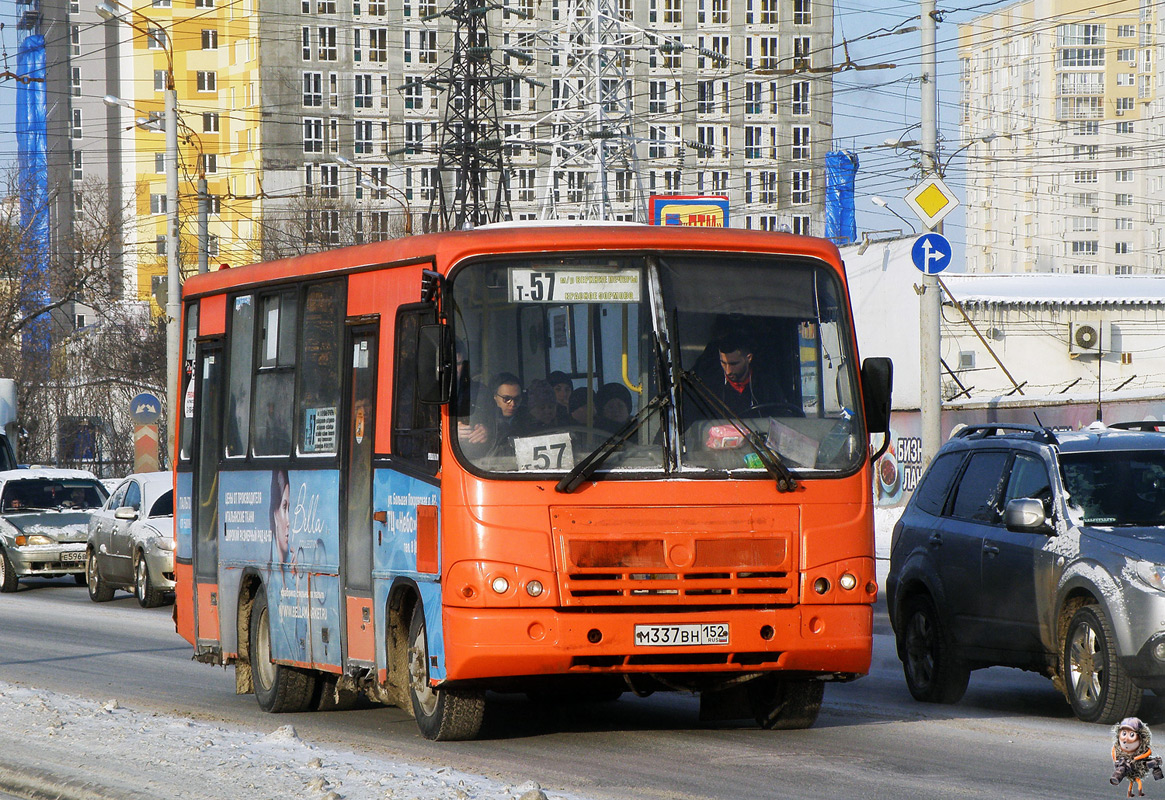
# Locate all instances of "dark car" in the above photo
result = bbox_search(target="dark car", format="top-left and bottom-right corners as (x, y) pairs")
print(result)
(887, 422), (1165, 724)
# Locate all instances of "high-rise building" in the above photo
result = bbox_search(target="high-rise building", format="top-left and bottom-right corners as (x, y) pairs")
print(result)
(59, 0), (835, 294)
(958, 0), (1159, 274)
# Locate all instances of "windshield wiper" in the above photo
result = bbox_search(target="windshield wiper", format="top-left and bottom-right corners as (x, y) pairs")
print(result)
(556, 392), (669, 494)
(680, 370), (798, 493)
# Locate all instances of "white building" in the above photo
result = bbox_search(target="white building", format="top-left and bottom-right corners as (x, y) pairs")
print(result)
(957, 0), (1162, 275)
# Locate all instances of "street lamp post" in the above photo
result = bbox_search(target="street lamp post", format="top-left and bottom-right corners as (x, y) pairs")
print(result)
(335, 156), (413, 236)
(97, 1), (180, 465)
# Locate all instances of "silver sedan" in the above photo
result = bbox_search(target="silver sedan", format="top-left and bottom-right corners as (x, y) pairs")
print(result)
(86, 472), (175, 607)
(0, 469), (108, 592)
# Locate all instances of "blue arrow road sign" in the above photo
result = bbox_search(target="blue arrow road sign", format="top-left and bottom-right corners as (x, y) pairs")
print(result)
(129, 392), (163, 425)
(911, 232), (952, 275)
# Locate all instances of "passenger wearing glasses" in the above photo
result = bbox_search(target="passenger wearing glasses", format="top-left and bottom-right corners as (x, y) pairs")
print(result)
(458, 372), (529, 457)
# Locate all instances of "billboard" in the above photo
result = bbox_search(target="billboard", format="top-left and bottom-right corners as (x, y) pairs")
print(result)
(649, 195), (729, 227)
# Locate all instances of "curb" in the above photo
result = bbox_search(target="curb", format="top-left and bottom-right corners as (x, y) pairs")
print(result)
(0, 761), (124, 800)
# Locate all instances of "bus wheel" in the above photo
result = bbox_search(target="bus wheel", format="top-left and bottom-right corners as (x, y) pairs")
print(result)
(747, 675), (824, 730)
(407, 606), (484, 741)
(249, 589), (316, 713)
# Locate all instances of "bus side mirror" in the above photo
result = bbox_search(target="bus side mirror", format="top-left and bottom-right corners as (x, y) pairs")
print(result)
(861, 357), (892, 434)
(417, 323), (452, 405)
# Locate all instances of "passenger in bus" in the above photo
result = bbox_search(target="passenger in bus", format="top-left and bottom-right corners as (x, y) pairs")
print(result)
(458, 372), (529, 458)
(595, 383), (633, 432)
(524, 380), (560, 433)
(568, 387), (591, 426)
(547, 371), (574, 424)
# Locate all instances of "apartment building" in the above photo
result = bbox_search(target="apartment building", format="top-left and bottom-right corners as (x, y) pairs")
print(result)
(42, 0), (833, 295)
(958, 0), (1160, 274)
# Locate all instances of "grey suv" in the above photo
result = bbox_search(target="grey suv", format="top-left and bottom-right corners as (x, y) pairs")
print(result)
(887, 422), (1165, 724)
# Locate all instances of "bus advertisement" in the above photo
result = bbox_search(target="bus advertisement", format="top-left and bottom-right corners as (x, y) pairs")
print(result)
(174, 224), (892, 740)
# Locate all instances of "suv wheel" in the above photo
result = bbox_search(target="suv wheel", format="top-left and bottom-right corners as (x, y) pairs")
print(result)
(899, 593), (970, 704)
(1063, 605), (1142, 724)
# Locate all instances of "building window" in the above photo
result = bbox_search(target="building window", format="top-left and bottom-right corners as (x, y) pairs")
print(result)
(1117, 48), (1135, 62)
(317, 0), (336, 10)
(1115, 193), (1133, 207)
(156, 236), (166, 256)
(201, 154), (218, 174)
(202, 112), (220, 133)
(744, 126), (761, 159)
(354, 120), (373, 154)
(793, 36), (810, 69)
(793, 215), (810, 235)
(793, 0), (810, 25)
(71, 108), (82, 139)
(1115, 217), (1134, 230)
(1115, 169), (1133, 182)
(320, 164), (339, 198)
(759, 36), (777, 70)
(1117, 24), (1135, 37)
(792, 170), (811, 204)
(150, 193), (167, 214)
(1070, 240), (1098, 256)
(302, 28), (312, 60)
(153, 70), (167, 91)
(1072, 170), (1098, 183)
(745, 81), (761, 114)
(697, 81), (714, 114)
(368, 27), (387, 62)
(649, 80), (668, 113)
(664, 0), (681, 23)
(355, 74), (372, 108)
(758, 0), (776, 23)
(196, 71), (217, 92)
(201, 29), (218, 49)
(194, 0), (213, 7)
(304, 118), (324, 153)
(792, 81), (810, 115)
(148, 28), (166, 49)
(792, 125), (809, 160)
(759, 171), (777, 203)
(317, 26), (337, 60)
(155, 153), (166, 173)
(710, 0), (727, 23)
(303, 72), (322, 106)
(71, 67), (81, 97)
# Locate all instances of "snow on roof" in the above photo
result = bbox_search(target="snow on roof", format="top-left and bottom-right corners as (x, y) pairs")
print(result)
(941, 273), (1165, 307)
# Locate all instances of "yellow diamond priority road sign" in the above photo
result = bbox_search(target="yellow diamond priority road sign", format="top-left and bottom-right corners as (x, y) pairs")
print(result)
(904, 176), (960, 230)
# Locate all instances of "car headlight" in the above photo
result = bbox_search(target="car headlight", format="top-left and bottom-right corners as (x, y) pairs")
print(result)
(14, 534), (54, 546)
(152, 537), (176, 552)
(1136, 561), (1165, 591)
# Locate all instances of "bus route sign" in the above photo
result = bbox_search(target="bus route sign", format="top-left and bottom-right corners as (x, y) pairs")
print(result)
(509, 268), (640, 304)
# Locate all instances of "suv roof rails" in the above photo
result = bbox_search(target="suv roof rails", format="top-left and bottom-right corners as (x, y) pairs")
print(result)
(953, 423), (1059, 445)
(1108, 421), (1165, 432)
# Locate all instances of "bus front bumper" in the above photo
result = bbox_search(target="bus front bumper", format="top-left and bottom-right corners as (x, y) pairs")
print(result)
(441, 604), (872, 682)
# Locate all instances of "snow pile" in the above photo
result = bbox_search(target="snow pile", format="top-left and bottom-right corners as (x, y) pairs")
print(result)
(0, 681), (587, 800)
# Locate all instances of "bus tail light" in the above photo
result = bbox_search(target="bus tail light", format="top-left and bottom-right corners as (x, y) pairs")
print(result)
(446, 560), (558, 608)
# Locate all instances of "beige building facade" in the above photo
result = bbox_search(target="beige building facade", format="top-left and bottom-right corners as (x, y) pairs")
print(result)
(958, 0), (1160, 275)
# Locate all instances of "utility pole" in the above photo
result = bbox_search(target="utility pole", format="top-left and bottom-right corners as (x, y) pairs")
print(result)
(918, 0), (942, 466)
(426, 0), (513, 230)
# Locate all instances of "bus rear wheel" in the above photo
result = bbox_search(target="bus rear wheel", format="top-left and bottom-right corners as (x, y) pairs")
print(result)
(748, 675), (824, 730)
(407, 605), (484, 741)
(249, 589), (316, 713)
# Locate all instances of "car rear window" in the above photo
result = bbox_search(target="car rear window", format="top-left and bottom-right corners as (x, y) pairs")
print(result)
(912, 451), (964, 515)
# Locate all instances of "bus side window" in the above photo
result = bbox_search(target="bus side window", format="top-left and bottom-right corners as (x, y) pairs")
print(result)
(393, 306), (440, 475)
(252, 291), (297, 457)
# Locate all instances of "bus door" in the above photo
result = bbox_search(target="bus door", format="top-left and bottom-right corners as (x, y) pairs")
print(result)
(192, 340), (224, 648)
(342, 324), (378, 666)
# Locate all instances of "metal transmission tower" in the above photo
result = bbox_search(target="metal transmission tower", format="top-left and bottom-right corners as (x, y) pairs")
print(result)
(425, 0), (516, 230)
(537, 0), (649, 222)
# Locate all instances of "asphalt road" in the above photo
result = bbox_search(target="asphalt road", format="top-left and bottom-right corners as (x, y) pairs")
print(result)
(0, 576), (1136, 799)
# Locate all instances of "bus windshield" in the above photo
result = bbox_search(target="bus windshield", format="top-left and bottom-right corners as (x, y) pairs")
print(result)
(450, 252), (864, 479)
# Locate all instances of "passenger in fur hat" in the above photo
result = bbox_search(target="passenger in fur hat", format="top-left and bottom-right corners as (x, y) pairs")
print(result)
(1112, 717), (1165, 797)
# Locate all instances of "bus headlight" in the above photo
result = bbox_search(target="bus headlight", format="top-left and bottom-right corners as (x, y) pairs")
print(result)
(490, 576), (510, 594)
(526, 580), (544, 597)
(838, 572), (858, 591)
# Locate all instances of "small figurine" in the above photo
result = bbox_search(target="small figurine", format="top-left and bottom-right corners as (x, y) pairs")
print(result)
(1112, 717), (1165, 797)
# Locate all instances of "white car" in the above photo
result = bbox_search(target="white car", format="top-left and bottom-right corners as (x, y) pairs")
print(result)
(86, 472), (175, 607)
(0, 469), (109, 592)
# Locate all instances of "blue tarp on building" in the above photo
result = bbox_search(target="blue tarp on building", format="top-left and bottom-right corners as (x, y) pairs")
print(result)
(825, 150), (858, 245)
(16, 34), (52, 368)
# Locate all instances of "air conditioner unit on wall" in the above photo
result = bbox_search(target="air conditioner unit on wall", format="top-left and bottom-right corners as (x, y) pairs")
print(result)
(1069, 320), (1111, 355)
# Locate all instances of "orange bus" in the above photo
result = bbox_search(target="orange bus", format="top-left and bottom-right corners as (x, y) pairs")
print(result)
(174, 223), (892, 740)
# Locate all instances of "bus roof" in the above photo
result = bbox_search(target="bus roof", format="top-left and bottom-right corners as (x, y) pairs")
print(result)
(182, 225), (843, 300)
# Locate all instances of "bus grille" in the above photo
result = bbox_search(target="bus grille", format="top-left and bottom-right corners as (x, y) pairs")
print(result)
(551, 505), (797, 607)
